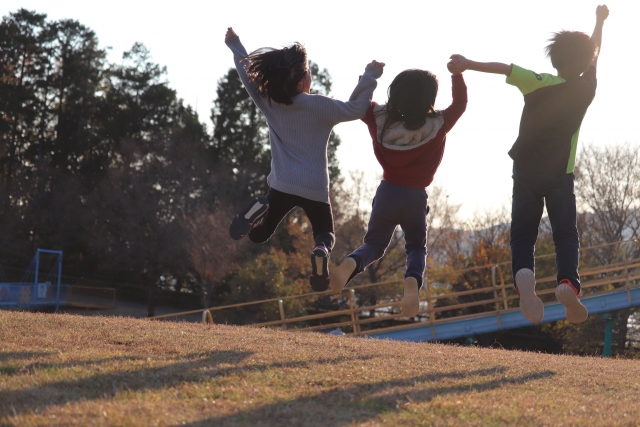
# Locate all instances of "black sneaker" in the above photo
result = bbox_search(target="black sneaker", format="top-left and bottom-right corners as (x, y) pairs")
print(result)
(229, 197), (269, 240)
(309, 245), (330, 292)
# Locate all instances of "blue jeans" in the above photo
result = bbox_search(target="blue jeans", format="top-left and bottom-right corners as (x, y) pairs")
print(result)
(511, 170), (580, 291)
(350, 180), (429, 287)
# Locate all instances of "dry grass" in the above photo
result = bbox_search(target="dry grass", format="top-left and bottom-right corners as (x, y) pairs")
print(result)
(0, 311), (639, 426)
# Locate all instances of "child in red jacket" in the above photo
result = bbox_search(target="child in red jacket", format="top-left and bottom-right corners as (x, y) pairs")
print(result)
(330, 63), (467, 317)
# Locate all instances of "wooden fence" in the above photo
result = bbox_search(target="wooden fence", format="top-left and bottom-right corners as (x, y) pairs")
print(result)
(151, 240), (640, 336)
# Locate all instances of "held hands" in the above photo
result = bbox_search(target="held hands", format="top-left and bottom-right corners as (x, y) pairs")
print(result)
(225, 27), (237, 42)
(447, 54), (468, 75)
(596, 5), (609, 22)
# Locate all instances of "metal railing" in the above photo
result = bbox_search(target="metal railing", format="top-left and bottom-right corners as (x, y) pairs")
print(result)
(151, 239), (640, 335)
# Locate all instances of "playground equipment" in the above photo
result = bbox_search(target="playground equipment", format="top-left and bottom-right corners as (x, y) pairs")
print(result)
(0, 249), (116, 311)
(152, 240), (640, 356)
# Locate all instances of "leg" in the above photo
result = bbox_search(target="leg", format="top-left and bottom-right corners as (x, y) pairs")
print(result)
(248, 189), (297, 244)
(511, 177), (545, 323)
(545, 174), (581, 291)
(546, 174), (587, 323)
(300, 198), (335, 292)
(510, 177), (544, 285)
(398, 189), (429, 318)
(330, 183), (399, 292)
(301, 199), (335, 251)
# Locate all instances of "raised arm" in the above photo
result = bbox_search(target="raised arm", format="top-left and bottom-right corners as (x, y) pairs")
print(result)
(591, 5), (609, 68)
(224, 27), (262, 102)
(325, 61), (384, 124)
(448, 55), (512, 77)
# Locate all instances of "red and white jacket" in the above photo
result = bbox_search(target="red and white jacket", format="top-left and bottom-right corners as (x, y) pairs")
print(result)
(362, 74), (467, 188)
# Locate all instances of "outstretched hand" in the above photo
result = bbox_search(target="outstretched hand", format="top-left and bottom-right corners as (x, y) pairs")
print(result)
(370, 60), (385, 74)
(596, 5), (609, 22)
(447, 54), (468, 75)
(225, 27), (237, 42)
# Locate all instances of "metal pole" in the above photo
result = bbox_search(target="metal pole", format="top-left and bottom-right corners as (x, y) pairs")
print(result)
(603, 312), (614, 358)
(55, 251), (63, 312)
(34, 249), (41, 306)
(278, 299), (286, 330)
(349, 288), (359, 334)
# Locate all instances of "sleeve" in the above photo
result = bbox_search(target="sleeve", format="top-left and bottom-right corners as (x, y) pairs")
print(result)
(440, 74), (467, 132)
(224, 36), (263, 106)
(506, 64), (564, 95)
(323, 65), (382, 124)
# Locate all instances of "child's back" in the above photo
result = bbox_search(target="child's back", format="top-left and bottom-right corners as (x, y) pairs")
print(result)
(224, 28), (384, 292)
(330, 67), (467, 317)
(448, 5), (609, 325)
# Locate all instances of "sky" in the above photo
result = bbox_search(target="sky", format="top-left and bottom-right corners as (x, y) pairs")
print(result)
(4, 0), (639, 219)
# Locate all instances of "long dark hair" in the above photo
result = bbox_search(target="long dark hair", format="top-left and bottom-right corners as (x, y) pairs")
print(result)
(378, 69), (439, 141)
(245, 43), (308, 105)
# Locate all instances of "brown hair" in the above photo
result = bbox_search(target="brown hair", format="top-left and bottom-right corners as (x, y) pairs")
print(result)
(546, 31), (598, 78)
(245, 43), (308, 105)
(378, 69), (439, 142)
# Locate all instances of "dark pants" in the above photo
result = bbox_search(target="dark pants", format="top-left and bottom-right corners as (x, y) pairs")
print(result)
(350, 180), (429, 287)
(249, 188), (335, 251)
(511, 171), (580, 291)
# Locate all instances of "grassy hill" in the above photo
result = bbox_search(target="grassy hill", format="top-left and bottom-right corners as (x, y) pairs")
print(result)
(1, 311), (639, 426)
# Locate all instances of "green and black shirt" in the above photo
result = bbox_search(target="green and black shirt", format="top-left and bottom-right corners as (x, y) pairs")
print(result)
(506, 64), (597, 177)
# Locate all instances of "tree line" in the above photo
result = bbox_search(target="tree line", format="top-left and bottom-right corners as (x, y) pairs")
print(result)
(2, 9), (640, 357)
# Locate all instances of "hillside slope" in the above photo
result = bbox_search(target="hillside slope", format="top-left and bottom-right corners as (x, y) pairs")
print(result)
(0, 311), (639, 426)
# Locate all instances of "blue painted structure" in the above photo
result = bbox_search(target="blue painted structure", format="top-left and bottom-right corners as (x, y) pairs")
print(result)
(0, 249), (66, 312)
(370, 287), (640, 342)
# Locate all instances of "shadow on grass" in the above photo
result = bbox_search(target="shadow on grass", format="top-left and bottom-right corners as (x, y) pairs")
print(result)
(0, 355), (144, 377)
(0, 349), (375, 417)
(183, 367), (555, 427)
(0, 351), (54, 362)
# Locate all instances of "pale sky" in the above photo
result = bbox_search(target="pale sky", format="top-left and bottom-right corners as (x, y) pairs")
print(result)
(4, 0), (639, 218)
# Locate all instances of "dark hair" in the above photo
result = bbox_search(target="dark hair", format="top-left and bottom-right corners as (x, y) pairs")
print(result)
(245, 43), (308, 105)
(378, 69), (439, 141)
(545, 31), (598, 77)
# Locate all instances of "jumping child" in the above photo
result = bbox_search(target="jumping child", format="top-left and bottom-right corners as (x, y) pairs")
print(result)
(330, 62), (467, 317)
(447, 5), (609, 324)
(224, 28), (384, 292)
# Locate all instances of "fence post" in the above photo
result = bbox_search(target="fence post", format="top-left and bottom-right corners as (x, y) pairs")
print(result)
(623, 242), (632, 302)
(278, 299), (286, 330)
(491, 266), (502, 328)
(348, 288), (360, 334)
(603, 312), (614, 358)
(496, 267), (509, 310)
(425, 281), (436, 340)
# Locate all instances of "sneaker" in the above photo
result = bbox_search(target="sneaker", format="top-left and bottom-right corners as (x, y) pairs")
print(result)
(402, 276), (420, 318)
(516, 268), (544, 323)
(309, 245), (330, 292)
(229, 197), (269, 240)
(555, 279), (588, 324)
(329, 257), (358, 293)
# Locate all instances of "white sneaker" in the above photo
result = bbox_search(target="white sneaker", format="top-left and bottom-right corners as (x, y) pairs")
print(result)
(329, 257), (357, 293)
(516, 268), (544, 323)
(402, 277), (420, 318)
(555, 280), (588, 324)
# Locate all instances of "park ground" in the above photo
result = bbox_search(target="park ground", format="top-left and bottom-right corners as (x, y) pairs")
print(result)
(1, 311), (639, 426)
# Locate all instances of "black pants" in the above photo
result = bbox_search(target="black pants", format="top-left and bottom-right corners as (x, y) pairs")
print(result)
(249, 188), (335, 251)
(511, 171), (580, 292)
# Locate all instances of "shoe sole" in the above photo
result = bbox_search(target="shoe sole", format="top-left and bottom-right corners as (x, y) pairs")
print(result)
(516, 269), (544, 323)
(329, 258), (356, 293)
(402, 277), (420, 318)
(229, 197), (269, 240)
(555, 283), (588, 323)
(309, 248), (330, 292)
